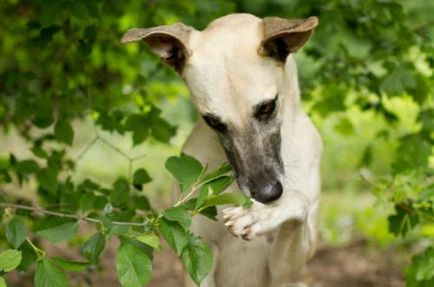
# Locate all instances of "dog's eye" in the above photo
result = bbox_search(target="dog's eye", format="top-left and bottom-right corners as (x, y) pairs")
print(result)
(254, 97), (277, 120)
(203, 114), (227, 132)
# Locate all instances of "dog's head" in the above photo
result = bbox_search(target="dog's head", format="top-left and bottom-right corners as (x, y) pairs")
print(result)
(122, 14), (318, 204)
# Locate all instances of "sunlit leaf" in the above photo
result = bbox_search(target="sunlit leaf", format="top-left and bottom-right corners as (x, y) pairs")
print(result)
(0, 249), (22, 272)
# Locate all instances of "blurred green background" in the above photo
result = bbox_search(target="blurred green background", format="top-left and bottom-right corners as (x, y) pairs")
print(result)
(1, 0), (433, 286)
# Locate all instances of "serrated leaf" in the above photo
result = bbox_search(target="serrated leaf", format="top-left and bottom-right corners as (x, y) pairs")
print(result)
(116, 240), (152, 287)
(159, 218), (189, 255)
(165, 154), (203, 193)
(133, 168), (151, 185)
(0, 276), (6, 287)
(34, 259), (68, 287)
(35, 217), (78, 243)
(54, 120), (74, 145)
(0, 249), (22, 272)
(163, 206), (191, 230)
(82, 232), (105, 264)
(182, 237), (213, 285)
(6, 217), (27, 248)
(135, 233), (161, 250)
(51, 257), (90, 272)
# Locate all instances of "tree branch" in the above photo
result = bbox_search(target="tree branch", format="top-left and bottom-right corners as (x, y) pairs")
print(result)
(0, 202), (148, 227)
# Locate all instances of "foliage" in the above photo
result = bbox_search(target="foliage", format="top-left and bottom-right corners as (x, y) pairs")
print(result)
(0, 0), (433, 286)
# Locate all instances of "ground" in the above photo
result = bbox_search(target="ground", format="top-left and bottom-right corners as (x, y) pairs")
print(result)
(147, 239), (405, 287)
(7, 237), (406, 287)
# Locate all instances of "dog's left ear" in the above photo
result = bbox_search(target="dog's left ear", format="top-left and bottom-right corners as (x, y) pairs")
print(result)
(121, 23), (193, 72)
(260, 16), (318, 62)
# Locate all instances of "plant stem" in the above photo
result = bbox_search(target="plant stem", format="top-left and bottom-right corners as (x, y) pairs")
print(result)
(0, 203), (148, 227)
(26, 237), (46, 260)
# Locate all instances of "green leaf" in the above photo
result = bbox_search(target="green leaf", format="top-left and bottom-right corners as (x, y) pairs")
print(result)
(54, 120), (74, 145)
(125, 114), (149, 146)
(6, 217), (27, 248)
(406, 247), (434, 286)
(419, 184), (434, 201)
(196, 175), (233, 209)
(150, 116), (176, 143)
(199, 206), (218, 221)
(135, 232), (161, 250)
(17, 241), (37, 271)
(116, 240), (152, 287)
(0, 249), (22, 272)
(388, 203), (419, 237)
(381, 66), (416, 95)
(392, 134), (431, 174)
(165, 154), (203, 193)
(37, 168), (59, 195)
(16, 159), (40, 175)
(182, 237), (213, 285)
(204, 176), (233, 196)
(200, 162), (232, 184)
(34, 259), (68, 287)
(32, 113), (54, 128)
(111, 177), (130, 205)
(132, 195), (150, 211)
(159, 218), (189, 255)
(334, 116), (354, 136)
(35, 217), (78, 243)
(204, 192), (250, 208)
(163, 206), (191, 230)
(82, 232), (106, 264)
(133, 168), (151, 185)
(51, 257), (90, 272)
(0, 276), (6, 287)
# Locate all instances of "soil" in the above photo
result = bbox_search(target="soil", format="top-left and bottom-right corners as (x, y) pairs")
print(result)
(7, 238), (406, 287)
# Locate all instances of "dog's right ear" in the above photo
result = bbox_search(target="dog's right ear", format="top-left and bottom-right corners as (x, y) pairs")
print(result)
(121, 23), (193, 72)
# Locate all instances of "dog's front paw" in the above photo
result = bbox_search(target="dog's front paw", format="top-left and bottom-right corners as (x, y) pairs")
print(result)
(222, 205), (273, 241)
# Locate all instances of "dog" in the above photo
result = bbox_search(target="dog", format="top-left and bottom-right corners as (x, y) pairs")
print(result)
(122, 13), (322, 287)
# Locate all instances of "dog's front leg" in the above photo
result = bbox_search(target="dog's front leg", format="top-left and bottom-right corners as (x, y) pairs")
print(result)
(222, 191), (309, 241)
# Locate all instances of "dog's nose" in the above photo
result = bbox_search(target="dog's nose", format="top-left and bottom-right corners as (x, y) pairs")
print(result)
(249, 180), (283, 204)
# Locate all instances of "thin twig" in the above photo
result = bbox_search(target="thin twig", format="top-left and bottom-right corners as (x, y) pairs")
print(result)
(98, 136), (131, 160)
(76, 136), (99, 160)
(174, 184), (200, 207)
(0, 202), (148, 227)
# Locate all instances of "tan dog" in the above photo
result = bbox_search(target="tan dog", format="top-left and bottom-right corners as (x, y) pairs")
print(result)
(122, 13), (322, 287)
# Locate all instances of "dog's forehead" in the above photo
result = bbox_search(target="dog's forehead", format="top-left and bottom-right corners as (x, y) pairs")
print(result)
(183, 14), (281, 124)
